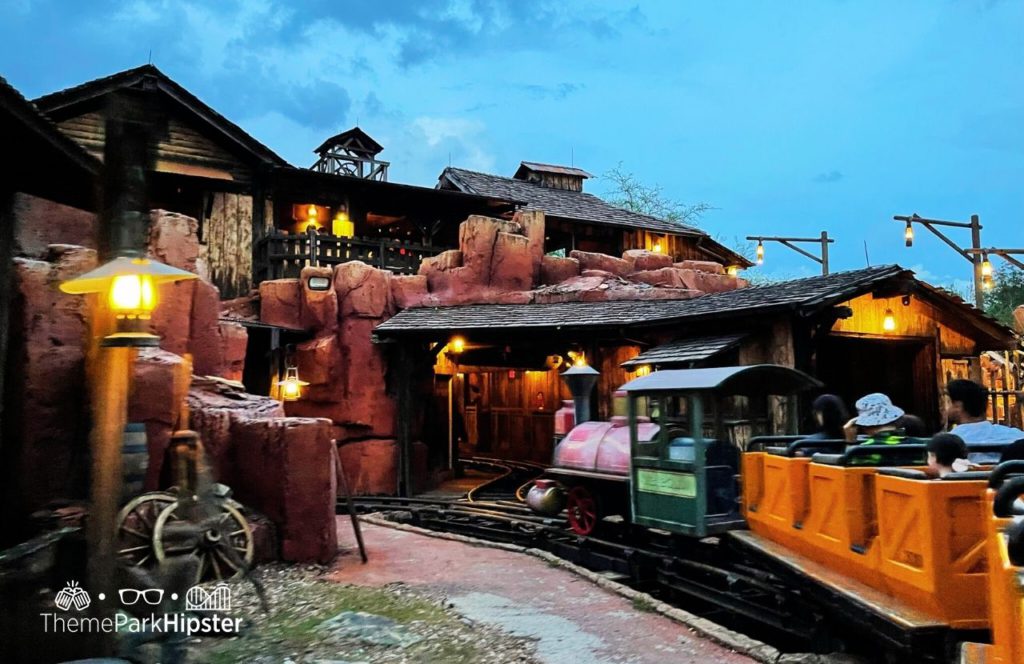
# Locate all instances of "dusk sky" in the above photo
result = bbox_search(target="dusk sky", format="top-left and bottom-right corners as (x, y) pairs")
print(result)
(2, 1), (1020, 287)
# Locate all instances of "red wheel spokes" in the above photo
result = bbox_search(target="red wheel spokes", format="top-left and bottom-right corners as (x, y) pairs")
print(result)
(567, 487), (598, 536)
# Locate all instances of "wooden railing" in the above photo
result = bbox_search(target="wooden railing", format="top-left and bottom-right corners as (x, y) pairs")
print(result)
(254, 228), (444, 282)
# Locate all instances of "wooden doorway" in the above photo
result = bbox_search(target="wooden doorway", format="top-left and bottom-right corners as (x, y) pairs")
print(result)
(817, 335), (939, 430)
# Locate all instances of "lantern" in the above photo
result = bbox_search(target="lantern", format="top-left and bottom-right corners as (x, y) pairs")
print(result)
(883, 308), (896, 332)
(755, 241), (764, 265)
(726, 265), (740, 277)
(332, 210), (354, 238)
(60, 256), (197, 346)
(305, 204), (319, 231)
(981, 255), (994, 290)
(904, 221), (914, 247)
(652, 240), (662, 254)
(449, 336), (466, 355)
(277, 366), (309, 401)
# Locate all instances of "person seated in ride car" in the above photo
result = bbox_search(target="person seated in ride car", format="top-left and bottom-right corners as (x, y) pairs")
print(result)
(944, 379), (1024, 445)
(843, 393), (907, 445)
(803, 394), (849, 441)
(926, 433), (971, 478)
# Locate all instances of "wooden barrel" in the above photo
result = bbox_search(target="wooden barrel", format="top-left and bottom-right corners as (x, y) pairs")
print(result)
(122, 423), (149, 501)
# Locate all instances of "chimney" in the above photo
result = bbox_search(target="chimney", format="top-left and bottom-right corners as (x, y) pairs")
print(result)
(513, 162), (591, 192)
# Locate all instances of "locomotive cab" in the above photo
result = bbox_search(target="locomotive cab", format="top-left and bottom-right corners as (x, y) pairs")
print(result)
(621, 364), (822, 538)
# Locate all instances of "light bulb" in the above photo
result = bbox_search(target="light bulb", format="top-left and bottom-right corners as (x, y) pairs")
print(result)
(883, 308), (896, 332)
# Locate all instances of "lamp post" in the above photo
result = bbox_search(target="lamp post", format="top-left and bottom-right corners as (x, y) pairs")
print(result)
(745, 231), (833, 275)
(965, 247), (1024, 284)
(893, 213), (984, 308)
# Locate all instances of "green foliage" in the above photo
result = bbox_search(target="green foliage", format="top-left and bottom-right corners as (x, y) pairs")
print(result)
(984, 266), (1024, 327)
(600, 163), (713, 226)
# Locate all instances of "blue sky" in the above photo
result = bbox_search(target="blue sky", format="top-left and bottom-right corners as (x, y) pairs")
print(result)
(2, 0), (1021, 287)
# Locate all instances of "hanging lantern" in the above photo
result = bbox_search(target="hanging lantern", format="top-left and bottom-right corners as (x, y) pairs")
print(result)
(449, 336), (466, 354)
(755, 241), (764, 265)
(981, 255), (994, 291)
(60, 256), (197, 347)
(332, 209), (354, 238)
(277, 366), (309, 402)
(883, 308), (896, 332)
(904, 222), (914, 247)
(305, 204), (320, 231)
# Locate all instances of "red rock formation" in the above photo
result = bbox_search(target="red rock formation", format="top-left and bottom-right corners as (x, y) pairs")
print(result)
(148, 210), (200, 273)
(12, 193), (97, 258)
(674, 260), (726, 274)
(259, 279), (303, 329)
(623, 249), (673, 272)
(334, 261), (392, 318)
(128, 349), (191, 489)
(390, 274), (429, 309)
(300, 266), (338, 332)
(540, 255), (580, 285)
(6, 246), (96, 513)
(569, 249), (633, 277)
(231, 416), (337, 563)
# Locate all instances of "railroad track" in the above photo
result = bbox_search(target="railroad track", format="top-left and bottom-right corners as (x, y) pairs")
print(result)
(342, 461), (954, 662)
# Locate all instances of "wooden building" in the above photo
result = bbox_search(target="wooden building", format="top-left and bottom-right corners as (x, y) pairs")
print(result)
(437, 163), (752, 268)
(374, 265), (1017, 484)
(32, 66), (517, 297)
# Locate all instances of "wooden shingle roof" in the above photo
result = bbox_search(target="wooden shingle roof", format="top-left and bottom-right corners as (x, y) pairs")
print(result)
(33, 65), (289, 167)
(440, 166), (703, 236)
(375, 265), (1016, 349)
(621, 333), (747, 368)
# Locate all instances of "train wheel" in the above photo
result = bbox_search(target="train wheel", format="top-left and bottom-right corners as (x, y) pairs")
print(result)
(567, 486), (600, 536)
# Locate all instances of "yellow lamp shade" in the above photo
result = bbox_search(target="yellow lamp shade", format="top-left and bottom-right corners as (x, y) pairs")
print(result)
(60, 256), (197, 347)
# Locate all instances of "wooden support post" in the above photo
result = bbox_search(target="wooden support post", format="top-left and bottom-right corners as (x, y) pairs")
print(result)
(396, 344), (414, 497)
(820, 230), (830, 275)
(85, 342), (132, 655)
(971, 214), (984, 310)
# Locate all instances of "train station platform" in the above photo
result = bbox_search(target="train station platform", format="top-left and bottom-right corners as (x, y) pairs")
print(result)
(330, 516), (758, 663)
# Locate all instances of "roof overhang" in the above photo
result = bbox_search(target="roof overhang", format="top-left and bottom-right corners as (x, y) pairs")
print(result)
(620, 365), (823, 396)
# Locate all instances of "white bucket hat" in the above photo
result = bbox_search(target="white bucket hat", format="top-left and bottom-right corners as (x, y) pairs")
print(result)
(854, 393), (905, 427)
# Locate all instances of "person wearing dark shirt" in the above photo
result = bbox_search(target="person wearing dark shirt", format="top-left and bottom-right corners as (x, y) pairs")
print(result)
(926, 433), (970, 477)
(803, 394), (849, 441)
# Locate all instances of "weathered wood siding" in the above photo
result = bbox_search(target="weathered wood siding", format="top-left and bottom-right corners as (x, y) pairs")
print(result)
(201, 192), (254, 298)
(623, 229), (717, 263)
(831, 292), (977, 356)
(56, 111), (251, 183)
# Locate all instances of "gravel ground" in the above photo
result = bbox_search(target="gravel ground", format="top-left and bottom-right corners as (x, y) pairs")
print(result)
(187, 564), (540, 664)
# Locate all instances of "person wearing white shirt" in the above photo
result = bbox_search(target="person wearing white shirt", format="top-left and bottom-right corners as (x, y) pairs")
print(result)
(943, 379), (1024, 461)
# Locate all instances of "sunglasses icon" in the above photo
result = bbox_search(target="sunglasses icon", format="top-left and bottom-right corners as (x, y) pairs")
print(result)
(119, 588), (165, 606)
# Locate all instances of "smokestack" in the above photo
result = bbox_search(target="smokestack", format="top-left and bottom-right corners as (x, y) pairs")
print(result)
(561, 361), (599, 424)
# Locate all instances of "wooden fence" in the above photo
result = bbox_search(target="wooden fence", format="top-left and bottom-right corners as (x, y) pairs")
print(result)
(255, 228), (444, 282)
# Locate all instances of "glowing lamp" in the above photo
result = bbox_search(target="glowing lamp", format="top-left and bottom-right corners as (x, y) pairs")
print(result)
(60, 256), (197, 347)
(277, 366), (309, 402)
(755, 241), (764, 265)
(332, 210), (354, 237)
(449, 336), (466, 354)
(904, 222), (914, 247)
(652, 241), (662, 254)
(883, 308), (896, 332)
(726, 265), (740, 277)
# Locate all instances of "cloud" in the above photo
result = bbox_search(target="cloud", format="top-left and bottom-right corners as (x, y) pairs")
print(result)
(410, 116), (494, 172)
(516, 82), (583, 99)
(813, 169), (844, 183)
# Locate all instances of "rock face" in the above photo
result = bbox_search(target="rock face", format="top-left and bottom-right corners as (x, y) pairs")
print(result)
(148, 210), (200, 273)
(5, 246), (97, 514)
(12, 193), (97, 258)
(128, 348), (192, 490)
(1014, 305), (1024, 334)
(232, 417), (337, 563)
(254, 213), (749, 497)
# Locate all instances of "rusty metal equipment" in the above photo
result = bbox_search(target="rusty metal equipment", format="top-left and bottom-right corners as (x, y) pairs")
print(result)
(114, 430), (254, 584)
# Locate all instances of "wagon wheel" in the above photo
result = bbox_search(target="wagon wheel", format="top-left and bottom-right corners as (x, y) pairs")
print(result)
(152, 500), (254, 584)
(114, 492), (177, 568)
(566, 486), (601, 536)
